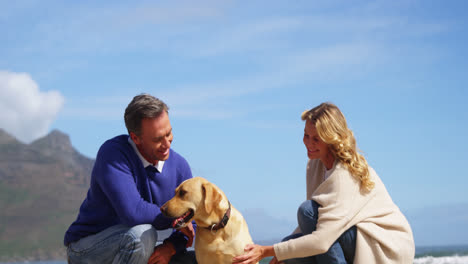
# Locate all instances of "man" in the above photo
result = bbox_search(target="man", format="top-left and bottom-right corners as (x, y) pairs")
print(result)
(64, 94), (197, 264)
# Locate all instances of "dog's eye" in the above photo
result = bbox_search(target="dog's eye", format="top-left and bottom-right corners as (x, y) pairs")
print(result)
(178, 189), (187, 197)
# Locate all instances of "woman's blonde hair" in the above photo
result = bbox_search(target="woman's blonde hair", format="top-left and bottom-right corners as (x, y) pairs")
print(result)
(301, 102), (375, 191)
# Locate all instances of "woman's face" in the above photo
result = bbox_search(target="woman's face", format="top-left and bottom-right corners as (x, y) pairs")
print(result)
(303, 120), (330, 162)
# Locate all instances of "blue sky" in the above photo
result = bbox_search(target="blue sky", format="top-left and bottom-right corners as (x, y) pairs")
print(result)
(1, 0), (467, 246)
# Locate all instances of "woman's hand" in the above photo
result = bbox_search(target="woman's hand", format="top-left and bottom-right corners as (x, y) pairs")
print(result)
(232, 244), (275, 264)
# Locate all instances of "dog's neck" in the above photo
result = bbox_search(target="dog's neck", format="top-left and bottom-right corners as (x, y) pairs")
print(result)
(201, 201), (231, 233)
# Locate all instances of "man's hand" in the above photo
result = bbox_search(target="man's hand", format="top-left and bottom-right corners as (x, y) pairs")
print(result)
(178, 222), (195, 247)
(148, 242), (176, 264)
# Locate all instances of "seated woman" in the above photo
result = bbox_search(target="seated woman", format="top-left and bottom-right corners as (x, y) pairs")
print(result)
(233, 102), (415, 264)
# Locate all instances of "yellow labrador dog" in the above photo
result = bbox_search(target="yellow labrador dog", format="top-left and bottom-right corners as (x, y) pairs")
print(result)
(161, 177), (257, 264)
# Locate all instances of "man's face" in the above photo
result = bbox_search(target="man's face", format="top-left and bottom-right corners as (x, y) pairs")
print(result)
(130, 111), (173, 164)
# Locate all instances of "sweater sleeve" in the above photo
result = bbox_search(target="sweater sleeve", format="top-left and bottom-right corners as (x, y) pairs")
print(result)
(94, 143), (160, 226)
(274, 202), (353, 260)
(275, 222), (345, 260)
(274, 163), (361, 261)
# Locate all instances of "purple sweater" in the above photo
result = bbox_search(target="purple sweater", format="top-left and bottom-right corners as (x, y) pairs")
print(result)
(64, 135), (193, 253)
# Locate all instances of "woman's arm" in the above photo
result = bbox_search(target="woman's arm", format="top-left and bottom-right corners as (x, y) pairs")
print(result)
(232, 244), (275, 264)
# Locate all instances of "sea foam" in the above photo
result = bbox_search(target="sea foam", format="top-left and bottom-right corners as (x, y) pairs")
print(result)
(414, 255), (468, 264)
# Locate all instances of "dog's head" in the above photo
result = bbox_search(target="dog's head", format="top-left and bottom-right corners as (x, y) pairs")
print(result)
(161, 177), (226, 228)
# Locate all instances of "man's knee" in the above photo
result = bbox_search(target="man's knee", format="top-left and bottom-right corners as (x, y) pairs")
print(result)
(121, 224), (158, 260)
(127, 224), (157, 241)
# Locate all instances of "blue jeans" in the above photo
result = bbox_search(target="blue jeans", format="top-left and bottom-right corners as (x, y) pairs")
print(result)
(66, 224), (197, 264)
(282, 200), (357, 264)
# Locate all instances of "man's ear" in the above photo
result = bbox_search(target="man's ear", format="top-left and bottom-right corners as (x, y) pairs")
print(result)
(202, 183), (221, 214)
(129, 132), (140, 145)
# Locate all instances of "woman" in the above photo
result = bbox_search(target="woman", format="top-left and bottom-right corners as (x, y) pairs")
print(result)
(233, 103), (414, 264)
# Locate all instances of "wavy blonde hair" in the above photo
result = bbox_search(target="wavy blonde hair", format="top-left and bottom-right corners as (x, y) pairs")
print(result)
(301, 102), (375, 191)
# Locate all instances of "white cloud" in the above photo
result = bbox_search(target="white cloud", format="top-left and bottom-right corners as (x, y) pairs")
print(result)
(0, 71), (64, 143)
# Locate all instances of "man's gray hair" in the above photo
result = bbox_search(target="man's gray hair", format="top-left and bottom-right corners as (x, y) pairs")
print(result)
(124, 93), (169, 136)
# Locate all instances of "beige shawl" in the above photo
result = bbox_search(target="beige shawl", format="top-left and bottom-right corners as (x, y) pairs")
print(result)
(274, 159), (415, 263)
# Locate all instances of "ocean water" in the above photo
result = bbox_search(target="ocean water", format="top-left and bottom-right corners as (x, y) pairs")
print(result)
(2, 245), (468, 264)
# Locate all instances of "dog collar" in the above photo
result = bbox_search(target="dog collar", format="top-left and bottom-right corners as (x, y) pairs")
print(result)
(206, 201), (231, 233)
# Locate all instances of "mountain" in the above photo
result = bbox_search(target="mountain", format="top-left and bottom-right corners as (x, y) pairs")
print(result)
(0, 128), (93, 262)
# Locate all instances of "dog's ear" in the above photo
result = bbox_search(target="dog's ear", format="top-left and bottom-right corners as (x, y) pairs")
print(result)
(202, 183), (222, 214)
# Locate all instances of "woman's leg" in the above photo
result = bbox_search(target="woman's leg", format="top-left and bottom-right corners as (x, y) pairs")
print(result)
(337, 226), (357, 263)
(285, 200), (356, 264)
(281, 233), (317, 264)
(67, 224), (158, 264)
(314, 226), (356, 264)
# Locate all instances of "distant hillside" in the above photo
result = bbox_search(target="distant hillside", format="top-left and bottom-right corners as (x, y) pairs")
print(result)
(0, 128), (93, 262)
